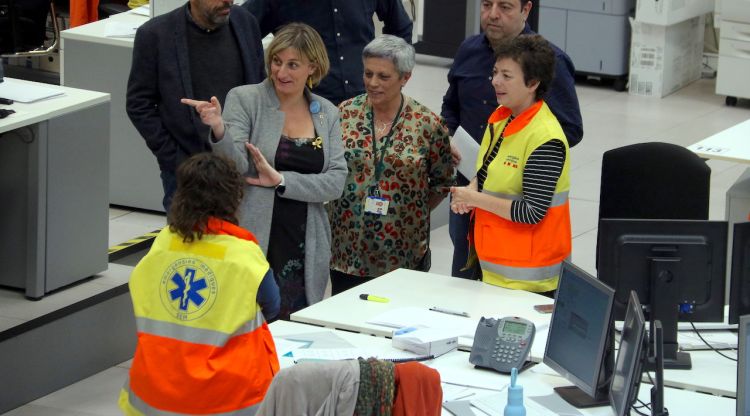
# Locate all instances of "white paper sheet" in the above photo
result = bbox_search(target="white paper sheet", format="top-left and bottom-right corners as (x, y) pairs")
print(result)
(452, 126), (481, 179)
(678, 330), (737, 351)
(366, 306), (476, 338)
(273, 338), (308, 358)
(292, 347), (418, 362)
(104, 21), (140, 38)
(0, 79), (64, 103)
(129, 5), (150, 16)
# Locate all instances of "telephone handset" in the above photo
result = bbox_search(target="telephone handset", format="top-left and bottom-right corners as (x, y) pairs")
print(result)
(469, 316), (535, 374)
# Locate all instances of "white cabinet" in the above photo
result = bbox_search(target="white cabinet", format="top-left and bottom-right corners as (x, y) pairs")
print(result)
(716, 0), (750, 106)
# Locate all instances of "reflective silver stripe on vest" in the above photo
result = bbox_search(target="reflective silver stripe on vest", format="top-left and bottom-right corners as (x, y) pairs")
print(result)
(480, 259), (564, 281)
(481, 190), (521, 200)
(481, 190), (569, 207)
(124, 382), (260, 416)
(136, 310), (265, 347)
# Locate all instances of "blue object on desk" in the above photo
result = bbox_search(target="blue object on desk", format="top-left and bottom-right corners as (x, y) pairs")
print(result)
(393, 326), (418, 336)
(504, 367), (526, 416)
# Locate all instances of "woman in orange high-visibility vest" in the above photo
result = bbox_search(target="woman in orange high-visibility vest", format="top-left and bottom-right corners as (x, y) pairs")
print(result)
(450, 34), (571, 296)
(119, 153), (281, 415)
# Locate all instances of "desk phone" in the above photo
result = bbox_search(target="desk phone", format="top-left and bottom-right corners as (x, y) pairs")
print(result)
(469, 316), (535, 374)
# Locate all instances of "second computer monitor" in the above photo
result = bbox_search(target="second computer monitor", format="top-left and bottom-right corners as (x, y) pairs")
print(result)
(544, 261), (615, 407)
(598, 218), (727, 368)
(609, 290), (647, 416)
(738, 315), (750, 416)
(730, 223), (750, 324)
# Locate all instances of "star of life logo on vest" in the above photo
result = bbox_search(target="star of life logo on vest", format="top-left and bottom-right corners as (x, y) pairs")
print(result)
(160, 258), (218, 321)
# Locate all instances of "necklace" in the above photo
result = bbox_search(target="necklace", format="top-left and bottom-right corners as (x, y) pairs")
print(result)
(374, 120), (393, 136)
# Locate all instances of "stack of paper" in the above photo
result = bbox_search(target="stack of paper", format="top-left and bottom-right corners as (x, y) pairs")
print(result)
(0, 79), (64, 103)
(366, 306), (476, 338)
(104, 21), (140, 38)
(291, 347), (417, 362)
(678, 330), (737, 351)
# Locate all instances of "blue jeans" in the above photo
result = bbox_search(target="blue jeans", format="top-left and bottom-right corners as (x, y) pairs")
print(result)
(160, 170), (177, 214)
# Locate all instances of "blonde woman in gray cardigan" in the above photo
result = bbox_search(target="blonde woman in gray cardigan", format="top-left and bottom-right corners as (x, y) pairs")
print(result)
(183, 23), (347, 319)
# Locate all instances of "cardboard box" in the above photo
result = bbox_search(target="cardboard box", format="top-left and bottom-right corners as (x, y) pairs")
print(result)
(629, 16), (705, 98)
(636, 0), (714, 26)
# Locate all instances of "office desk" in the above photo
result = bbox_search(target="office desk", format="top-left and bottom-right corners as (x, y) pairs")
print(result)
(269, 321), (736, 415)
(292, 268), (738, 398)
(291, 269), (553, 359)
(0, 78), (110, 298)
(60, 13), (164, 211)
(688, 118), (750, 163)
(659, 348), (737, 398)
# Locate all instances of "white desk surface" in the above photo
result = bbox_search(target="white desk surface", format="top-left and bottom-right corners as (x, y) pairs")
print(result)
(688, 117), (750, 163)
(292, 268), (737, 398)
(290, 269), (553, 358)
(61, 12), (147, 47)
(659, 348), (738, 398)
(268, 320), (735, 415)
(0, 78), (110, 134)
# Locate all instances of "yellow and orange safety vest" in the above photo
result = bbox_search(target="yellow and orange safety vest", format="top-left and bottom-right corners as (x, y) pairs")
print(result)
(119, 218), (279, 415)
(473, 101), (571, 292)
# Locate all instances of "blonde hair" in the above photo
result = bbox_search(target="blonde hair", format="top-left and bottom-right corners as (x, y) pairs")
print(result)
(265, 23), (330, 87)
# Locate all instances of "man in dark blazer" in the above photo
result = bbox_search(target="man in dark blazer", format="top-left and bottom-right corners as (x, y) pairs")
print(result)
(126, 0), (265, 212)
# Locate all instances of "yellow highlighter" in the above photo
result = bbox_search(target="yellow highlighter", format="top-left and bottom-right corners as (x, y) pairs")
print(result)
(359, 293), (390, 303)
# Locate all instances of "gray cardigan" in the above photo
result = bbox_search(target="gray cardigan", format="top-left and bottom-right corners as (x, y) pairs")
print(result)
(211, 79), (347, 305)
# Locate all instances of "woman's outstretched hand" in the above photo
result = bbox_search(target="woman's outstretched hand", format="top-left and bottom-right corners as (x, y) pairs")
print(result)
(181, 96), (225, 139)
(245, 143), (283, 188)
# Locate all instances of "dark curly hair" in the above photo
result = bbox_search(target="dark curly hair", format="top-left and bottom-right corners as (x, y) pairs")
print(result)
(493, 34), (555, 101)
(168, 153), (244, 243)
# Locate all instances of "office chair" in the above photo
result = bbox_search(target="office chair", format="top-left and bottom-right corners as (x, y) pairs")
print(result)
(98, 0), (129, 19)
(0, 0), (60, 57)
(596, 141), (711, 263)
(256, 359), (442, 415)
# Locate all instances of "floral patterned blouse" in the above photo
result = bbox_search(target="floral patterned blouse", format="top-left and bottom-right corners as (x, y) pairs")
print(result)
(329, 94), (454, 277)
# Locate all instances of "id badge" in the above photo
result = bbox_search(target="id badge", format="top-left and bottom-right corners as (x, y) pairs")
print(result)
(364, 196), (389, 215)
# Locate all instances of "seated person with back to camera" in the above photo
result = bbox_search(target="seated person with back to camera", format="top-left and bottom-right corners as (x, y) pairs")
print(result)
(120, 153), (280, 415)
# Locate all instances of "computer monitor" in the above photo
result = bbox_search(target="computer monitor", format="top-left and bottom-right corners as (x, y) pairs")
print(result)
(730, 223), (750, 324)
(598, 218), (727, 369)
(609, 290), (647, 416)
(543, 261), (615, 408)
(738, 315), (750, 416)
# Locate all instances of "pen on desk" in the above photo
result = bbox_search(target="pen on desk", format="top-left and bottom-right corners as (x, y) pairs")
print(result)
(430, 306), (471, 318)
(0, 98), (13, 105)
(359, 293), (389, 303)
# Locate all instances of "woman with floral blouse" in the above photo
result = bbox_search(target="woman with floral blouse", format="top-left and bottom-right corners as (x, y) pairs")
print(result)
(328, 35), (454, 295)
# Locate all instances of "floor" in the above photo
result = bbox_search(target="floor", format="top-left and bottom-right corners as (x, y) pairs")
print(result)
(2, 55), (749, 415)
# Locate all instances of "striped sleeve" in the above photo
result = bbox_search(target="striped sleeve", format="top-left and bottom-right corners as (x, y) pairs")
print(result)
(510, 139), (566, 224)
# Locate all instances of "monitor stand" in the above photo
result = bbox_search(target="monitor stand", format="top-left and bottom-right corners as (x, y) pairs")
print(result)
(554, 386), (609, 408)
(648, 257), (692, 370)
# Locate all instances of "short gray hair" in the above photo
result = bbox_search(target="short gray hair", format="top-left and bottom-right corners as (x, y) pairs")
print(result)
(362, 35), (415, 78)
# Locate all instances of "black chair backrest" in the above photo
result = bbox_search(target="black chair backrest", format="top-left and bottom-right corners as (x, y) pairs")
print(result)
(595, 142), (711, 269)
(598, 142), (711, 221)
(0, 0), (50, 54)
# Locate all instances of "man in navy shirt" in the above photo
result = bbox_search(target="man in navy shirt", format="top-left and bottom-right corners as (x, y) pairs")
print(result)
(443, 0), (582, 279)
(243, 0), (413, 105)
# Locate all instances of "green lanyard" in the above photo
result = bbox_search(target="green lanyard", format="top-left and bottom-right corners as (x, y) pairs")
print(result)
(369, 94), (404, 195)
